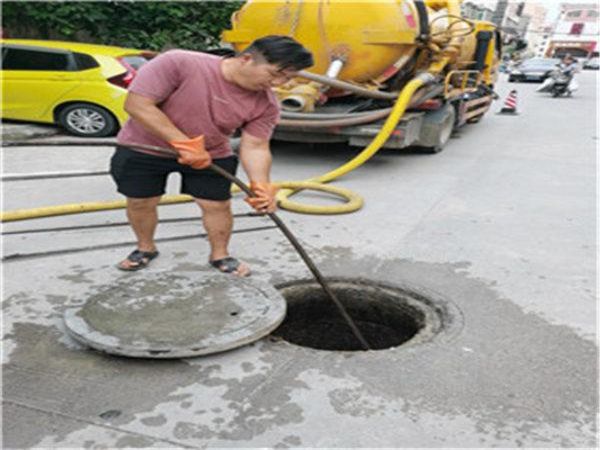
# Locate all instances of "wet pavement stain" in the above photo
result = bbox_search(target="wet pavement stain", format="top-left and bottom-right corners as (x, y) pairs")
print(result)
(113, 434), (158, 448)
(58, 267), (95, 284)
(140, 415), (168, 427)
(2, 322), (203, 448)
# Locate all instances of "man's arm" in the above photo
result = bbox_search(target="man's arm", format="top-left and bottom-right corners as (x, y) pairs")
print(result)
(124, 92), (211, 169)
(124, 92), (188, 142)
(239, 131), (279, 213)
(238, 131), (272, 182)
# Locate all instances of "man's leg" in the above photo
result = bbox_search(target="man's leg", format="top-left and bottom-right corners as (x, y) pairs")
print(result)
(119, 196), (161, 269)
(195, 198), (250, 276)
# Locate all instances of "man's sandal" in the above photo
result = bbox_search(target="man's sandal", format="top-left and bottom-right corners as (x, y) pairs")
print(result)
(209, 257), (249, 277)
(118, 249), (159, 271)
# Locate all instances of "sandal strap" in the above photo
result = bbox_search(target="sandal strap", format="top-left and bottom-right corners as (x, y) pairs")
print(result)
(210, 257), (241, 273)
(128, 249), (158, 263)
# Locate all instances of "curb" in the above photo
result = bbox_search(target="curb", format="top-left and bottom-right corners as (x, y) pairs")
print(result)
(1, 123), (61, 142)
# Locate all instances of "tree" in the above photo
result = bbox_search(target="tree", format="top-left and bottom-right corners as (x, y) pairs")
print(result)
(2, 2), (243, 51)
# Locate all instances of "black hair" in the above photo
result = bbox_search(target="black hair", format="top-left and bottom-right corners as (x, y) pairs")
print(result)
(241, 35), (313, 71)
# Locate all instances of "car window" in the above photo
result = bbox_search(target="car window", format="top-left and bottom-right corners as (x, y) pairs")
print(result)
(120, 55), (152, 70)
(2, 47), (72, 71)
(521, 59), (555, 68)
(73, 52), (99, 70)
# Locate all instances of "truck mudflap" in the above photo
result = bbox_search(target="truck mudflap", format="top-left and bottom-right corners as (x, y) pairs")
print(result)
(411, 103), (456, 151)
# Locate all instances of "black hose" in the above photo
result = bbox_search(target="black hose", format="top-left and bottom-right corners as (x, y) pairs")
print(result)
(414, 0), (430, 41)
(2, 140), (372, 350)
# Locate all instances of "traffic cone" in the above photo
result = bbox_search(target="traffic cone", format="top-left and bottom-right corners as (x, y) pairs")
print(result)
(498, 89), (519, 115)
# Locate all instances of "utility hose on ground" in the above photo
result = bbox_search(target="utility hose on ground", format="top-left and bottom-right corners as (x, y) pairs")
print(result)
(0, 168), (363, 221)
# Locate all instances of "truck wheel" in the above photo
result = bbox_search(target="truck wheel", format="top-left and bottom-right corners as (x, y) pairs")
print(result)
(58, 103), (118, 137)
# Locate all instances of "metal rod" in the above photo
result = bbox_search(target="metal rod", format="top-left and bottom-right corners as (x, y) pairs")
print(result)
(1, 213), (258, 235)
(2, 225), (275, 261)
(2, 140), (117, 147)
(2, 170), (109, 181)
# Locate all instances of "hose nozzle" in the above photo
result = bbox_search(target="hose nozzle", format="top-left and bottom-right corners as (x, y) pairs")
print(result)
(276, 82), (321, 113)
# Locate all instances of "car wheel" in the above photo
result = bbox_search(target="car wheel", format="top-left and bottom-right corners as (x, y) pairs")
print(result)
(508, 77), (515, 82)
(58, 103), (118, 137)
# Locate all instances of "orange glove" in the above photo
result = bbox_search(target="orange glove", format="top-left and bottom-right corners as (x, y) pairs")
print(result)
(245, 181), (279, 213)
(169, 135), (212, 170)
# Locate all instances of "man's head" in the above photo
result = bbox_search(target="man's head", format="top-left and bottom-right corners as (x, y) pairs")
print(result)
(227, 35), (313, 91)
(562, 53), (575, 63)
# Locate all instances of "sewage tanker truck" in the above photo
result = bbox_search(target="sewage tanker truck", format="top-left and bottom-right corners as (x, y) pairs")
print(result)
(222, 0), (501, 153)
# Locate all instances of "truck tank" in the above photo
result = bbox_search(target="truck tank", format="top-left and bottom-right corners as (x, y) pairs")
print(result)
(222, 0), (424, 84)
(222, 0), (500, 154)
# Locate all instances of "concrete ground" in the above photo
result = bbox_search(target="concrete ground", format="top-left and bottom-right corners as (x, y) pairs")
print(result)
(2, 72), (598, 448)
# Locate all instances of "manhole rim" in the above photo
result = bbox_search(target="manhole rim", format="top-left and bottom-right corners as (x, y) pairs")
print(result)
(272, 276), (464, 352)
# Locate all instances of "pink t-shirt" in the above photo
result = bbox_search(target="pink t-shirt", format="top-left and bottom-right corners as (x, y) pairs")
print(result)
(117, 50), (280, 159)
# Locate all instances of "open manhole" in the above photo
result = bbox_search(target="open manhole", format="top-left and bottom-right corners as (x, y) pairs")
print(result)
(273, 279), (451, 351)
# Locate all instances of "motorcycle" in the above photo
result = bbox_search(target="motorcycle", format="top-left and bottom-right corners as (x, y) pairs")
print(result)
(536, 67), (579, 97)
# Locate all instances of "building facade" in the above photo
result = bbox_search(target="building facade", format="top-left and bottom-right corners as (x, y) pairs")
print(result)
(522, 3), (549, 57)
(545, 3), (599, 58)
(462, 0), (530, 47)
(462, 1), (496, 22)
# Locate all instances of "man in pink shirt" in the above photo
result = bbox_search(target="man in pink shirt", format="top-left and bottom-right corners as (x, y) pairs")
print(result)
(110, 35), (313, 276)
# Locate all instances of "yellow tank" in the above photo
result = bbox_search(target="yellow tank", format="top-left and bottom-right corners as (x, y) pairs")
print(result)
(222, 0), (423, 83)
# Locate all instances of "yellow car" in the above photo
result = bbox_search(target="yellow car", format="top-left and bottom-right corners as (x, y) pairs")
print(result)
(1, 39), (155, 137)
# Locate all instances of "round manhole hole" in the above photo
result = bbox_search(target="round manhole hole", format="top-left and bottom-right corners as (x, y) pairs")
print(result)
(273, 279), (454, 351)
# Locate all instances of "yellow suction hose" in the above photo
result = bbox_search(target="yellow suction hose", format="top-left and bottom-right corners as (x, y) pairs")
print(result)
(1, 75), (430, 223)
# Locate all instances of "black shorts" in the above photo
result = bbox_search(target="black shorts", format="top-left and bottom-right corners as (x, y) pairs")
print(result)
(110, 146), (238, 200)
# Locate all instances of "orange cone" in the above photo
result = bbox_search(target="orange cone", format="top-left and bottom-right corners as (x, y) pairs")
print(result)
(498, 89), (519, 115)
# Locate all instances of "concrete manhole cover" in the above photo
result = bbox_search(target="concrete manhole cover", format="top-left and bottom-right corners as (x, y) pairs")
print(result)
(64, 271), (286, 358)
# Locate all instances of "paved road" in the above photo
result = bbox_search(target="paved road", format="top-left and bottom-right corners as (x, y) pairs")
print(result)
(2, 72), (597, 448)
